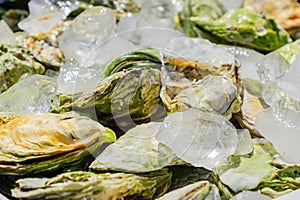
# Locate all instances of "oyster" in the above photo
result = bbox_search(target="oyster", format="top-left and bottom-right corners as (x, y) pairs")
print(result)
(90, 122), (185, 173)
(0, 44), (45, 93)
(15, 32), (65, 70)
(156, 180), (221, 200)
(11, 169), (172, 199)
(104, 48), (163, 77)
(180, 7), (291, 52)
(161, 57), (241, 117)
(62, 66), (164, 133)
(213, 138), (300, 199)
(0, 113), (116, 175)
(244, 0), (300, 39)
(60, 47), (241, 133)
(179, 0), (225, 37)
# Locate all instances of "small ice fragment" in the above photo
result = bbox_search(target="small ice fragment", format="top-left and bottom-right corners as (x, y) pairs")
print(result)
(257, 51), (289, 83)
(18, 0), (65, 34)
(0, 20), (16, 45)
(140, 0), (177, 28)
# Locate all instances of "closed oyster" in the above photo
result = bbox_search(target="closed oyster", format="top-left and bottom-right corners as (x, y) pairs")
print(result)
(11, 169), (172, 200)
(180, 7), (291, 52)
(62, 67), (164, 133)
(213, 139), (300, 199)
(0, 113), (116, 175)
(179, 0), (225, 37)
(90, 122), (185, 173)
(244, 0), (300, 39)
(0, 44), (45, 93)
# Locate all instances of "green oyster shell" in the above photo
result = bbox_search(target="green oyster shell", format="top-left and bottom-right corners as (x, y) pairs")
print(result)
(0, 44), (45, 93)
(11, 169), (172, 200)
(157, 180), (221, 200)
(90, 122), (185, 173)
(183, 8), (291, 52)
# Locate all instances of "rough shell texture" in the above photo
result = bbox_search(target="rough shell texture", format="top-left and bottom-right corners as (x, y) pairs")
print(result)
(0, 113), (116, 175)
(11, 169), (171, 200)
(0, 44), (45, 93)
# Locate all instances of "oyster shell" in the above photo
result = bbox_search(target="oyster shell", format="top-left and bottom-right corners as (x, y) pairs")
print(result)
(11, 169), (171, 200)
(0, 113), (116, 175)
(244, 0), (300, 39)
(161, 57), (241, 117)
(90, 122), (185, 173)
(62, 67), (164, 133)
(180, 7), (291, 52)
(0, 44), (45, 93)
(156, 180), (221, 200)
(179, 0), (225, 37)
(213, 138), (300, 198)
(15, 32), (65, 69)
(60, 47), (241, 133)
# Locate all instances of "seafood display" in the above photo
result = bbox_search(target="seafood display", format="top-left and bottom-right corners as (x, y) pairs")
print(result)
(0, 0), (300, 199)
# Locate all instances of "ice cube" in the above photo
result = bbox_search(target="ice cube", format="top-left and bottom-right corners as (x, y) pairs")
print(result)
(0, 74), (58, 114)
(261, 55), (300, 111)
(274, 189), (300, 200)
(257, 51), (290, 83)
(0, 20), (16, 45)
(18, 0), (65, 34)
(166, 37), (234, 68)
(234, 129), (253, 155)
(276, 54), (300, 101)
(58, 6), (116, 64)
(85, 35), (137, 68)
(140, 0), (177, 28)
(156, 109), (238, 170)
(219, 0), (244, 11)
(57, 59), (102, 95)
(226, 46), (263, 80)
(255, 107), (300, 163)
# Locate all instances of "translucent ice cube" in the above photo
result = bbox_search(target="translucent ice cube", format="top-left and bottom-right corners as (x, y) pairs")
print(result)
(0, 74), (58, 114)
(156, 109), (238, 170)
(58, 6), (116, 64)
(255, 107), (300, 163)
(18, 0), (65, 34)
